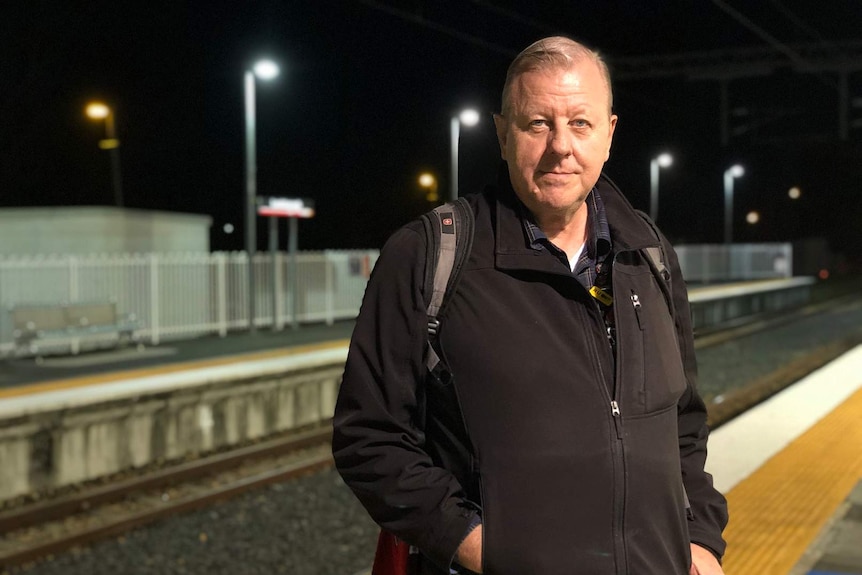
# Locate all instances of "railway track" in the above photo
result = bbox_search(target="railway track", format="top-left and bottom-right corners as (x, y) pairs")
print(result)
(0, 425), (333, 569)
(697, 291), (862, 427)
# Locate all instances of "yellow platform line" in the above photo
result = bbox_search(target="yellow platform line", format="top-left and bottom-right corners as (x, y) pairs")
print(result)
(722, 386), (862, 574)
(0, 339), (350, 401)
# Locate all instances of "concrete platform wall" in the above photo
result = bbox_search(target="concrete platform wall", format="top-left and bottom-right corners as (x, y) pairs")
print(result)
(0, 351), (345, 503)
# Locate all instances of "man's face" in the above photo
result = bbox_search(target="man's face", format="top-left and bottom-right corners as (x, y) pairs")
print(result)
(494, 60), (617, 217)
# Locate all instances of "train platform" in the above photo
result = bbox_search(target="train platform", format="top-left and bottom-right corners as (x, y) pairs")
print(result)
(0, 277), (859, 574)
(0, 320), (356, 391)
(708, 344), (862, 575)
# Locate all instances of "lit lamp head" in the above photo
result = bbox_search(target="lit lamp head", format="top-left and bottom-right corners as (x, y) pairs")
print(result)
(656, 153), (673, 168)
(419, 172), (438, 202)
(459, 109), (480, 127)
(85, 102), (110, 119)
(728, 164), (745, 178)
(253, 60), (280, 80)
(418, 173), (436, 188)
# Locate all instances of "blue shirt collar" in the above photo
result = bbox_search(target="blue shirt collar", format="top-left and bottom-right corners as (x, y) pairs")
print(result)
(520, 188), (612, 264)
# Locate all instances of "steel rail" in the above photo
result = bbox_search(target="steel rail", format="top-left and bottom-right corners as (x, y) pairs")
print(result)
(0, 426), (333, 568)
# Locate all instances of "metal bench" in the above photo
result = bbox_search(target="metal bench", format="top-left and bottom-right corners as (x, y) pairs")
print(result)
(10, 301), (139, 356)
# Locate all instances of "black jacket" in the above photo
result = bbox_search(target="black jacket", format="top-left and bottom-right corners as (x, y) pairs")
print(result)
(332, 174), (728, 574)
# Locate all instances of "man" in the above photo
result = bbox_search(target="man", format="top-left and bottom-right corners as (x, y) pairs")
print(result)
(333, 36), (728, 574)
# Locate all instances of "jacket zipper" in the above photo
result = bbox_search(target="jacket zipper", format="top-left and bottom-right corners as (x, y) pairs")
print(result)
(585, 268), (627, 575)
(610, 253), (629, 575)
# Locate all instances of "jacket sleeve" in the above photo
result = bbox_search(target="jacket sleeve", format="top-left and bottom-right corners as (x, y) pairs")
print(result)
(664, 233), (730, 560)
(331, 222), (478, 570)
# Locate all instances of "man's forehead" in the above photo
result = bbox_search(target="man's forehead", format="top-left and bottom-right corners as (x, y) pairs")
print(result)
(509, 67), (609, 112)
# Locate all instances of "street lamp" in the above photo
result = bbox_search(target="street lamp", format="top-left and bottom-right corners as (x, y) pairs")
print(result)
(419, 172), (439, 202)
(450, 108), (480, 202)
(85, 101), (123, 207)
(649, 152), (673, 222)
(723, 164), (745, 244)
(244, 58), (280, 331)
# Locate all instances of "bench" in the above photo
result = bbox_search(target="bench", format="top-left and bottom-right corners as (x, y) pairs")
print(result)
(10, 301), (139, 357)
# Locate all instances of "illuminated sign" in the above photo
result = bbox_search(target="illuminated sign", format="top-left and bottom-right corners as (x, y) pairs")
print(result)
(257, 197), (315, 218)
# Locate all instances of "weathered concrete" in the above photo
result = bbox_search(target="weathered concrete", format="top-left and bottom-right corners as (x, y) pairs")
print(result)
(0, 347), (347, 503)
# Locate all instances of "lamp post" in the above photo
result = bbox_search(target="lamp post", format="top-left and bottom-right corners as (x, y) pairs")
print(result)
(723, 164), (744, 244)
(450, 109), (480, 202)
(649, 152), (673, 222)
(85, 102), (123, 207)
(244, 59), (280, 332)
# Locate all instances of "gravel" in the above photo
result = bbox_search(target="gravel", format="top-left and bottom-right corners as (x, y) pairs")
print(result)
(8, 286), (862, 575)
(6, 470), (378, 575)
(695, 296), (862, 400)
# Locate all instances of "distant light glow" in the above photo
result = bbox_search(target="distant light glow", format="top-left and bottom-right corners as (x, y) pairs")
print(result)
(418, 173), (436, 187)
(459, 109), (480, 126)
(223, 223), (234, 234)
(788, 186), (801, 200)
(85, 102), (110, 119)
(656, 153), (673, 168)
(819, 269), (830, 280)
(253, 60), (280, 80)
(746, 211), (760, 224)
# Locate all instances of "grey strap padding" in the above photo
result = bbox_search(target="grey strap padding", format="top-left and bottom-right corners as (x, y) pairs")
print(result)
(426, 209), (457, 319)
(643, 246), (666, 279)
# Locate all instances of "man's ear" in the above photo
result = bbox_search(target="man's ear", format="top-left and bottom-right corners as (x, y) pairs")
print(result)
(493, 114), (508, 160)
(604, 114), (618, 162)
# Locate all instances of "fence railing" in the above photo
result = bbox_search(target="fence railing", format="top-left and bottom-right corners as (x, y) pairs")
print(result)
(0, 250), (378, 355)
(675, 243), (792, 283)
(0, 243), (795, 356)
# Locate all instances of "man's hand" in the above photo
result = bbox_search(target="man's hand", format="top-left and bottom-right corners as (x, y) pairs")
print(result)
(689, 543), (724, 575)
(455, 524), (483, 573)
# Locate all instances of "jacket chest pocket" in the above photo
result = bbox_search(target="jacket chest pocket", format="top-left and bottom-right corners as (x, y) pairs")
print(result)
(613, 261), (687, 414)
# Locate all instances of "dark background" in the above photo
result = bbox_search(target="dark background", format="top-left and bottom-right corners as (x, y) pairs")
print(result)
(2, 1), (861, 258)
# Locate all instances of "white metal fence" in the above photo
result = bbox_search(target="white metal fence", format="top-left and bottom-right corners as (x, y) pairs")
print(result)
(675, 243), (792, 283)
(0, 243), (794, 355)
(0, 250), (378, 354)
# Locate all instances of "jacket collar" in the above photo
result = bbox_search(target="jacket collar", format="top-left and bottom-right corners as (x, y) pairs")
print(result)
(491, 165), (660, 273)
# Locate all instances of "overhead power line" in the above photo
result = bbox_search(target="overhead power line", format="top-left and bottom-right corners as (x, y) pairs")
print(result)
(350, 0), (517, 57)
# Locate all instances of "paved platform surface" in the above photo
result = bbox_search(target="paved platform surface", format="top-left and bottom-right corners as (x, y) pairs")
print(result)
(709, 345), (862, 575)
(799, 481), (862, 575)
(0, 320), (356, 389)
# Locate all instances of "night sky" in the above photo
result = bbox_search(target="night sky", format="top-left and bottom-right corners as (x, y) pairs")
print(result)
(3, 1), (862, 258)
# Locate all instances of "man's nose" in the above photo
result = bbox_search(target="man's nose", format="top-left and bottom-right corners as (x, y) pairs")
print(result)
(548, 128), (573, 157)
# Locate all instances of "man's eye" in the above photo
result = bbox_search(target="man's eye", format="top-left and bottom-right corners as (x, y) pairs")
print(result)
(572, 119), (589, 128)
(529, 119), (548, 128)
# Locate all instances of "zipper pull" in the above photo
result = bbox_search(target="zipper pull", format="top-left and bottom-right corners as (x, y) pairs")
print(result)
(610, 400), (622, 438)
(631, 291), (644, 330)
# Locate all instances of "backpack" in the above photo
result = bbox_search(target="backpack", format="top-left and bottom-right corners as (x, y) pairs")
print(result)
(371, 198), (475, 575)
(419, 197), (475, 377)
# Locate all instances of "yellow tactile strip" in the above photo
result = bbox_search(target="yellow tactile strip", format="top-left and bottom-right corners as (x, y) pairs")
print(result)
(722, 386), (862, 574)
(0, 339), (350, 401)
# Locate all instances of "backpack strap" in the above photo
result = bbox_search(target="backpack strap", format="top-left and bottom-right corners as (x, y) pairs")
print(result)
(635, 209), (674, 317)
(419, 197), (475, 374)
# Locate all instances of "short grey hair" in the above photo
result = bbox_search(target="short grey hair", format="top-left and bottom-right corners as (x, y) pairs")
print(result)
(500, 36), (613, 116)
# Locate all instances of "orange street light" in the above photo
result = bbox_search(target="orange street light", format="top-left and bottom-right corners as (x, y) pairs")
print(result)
(84, 101), (123, 206)
(419, 172), (439, 202)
